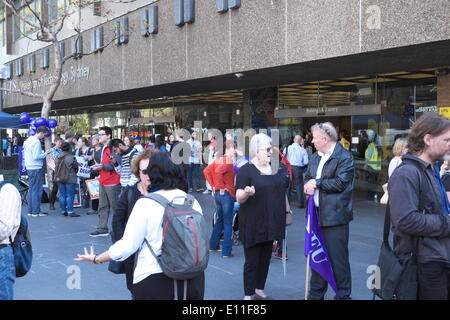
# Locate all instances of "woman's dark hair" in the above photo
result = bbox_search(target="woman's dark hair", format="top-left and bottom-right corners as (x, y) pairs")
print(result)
(407, 112), (450, 155)
(146, 152), (187, 191)
(155, 135), (165, 149)
(61, 141), (71, 152)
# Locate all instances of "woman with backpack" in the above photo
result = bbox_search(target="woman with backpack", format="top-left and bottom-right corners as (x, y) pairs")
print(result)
(75, 152), (206, 300)
(55, 142), (80, 218)
(110, 148), (159, 296)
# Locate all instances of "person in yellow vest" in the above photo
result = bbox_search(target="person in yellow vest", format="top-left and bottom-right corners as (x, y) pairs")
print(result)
(339, 129), (350, 151)
(365, 130), (381, 171)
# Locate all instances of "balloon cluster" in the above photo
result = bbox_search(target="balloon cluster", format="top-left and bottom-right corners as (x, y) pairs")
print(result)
(20, 112), (58, 137)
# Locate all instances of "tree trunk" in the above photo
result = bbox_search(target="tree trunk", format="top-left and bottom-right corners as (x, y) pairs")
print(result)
(42, 99), (54, 193)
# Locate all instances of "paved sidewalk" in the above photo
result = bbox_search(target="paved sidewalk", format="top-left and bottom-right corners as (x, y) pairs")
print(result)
(14, 194), (385, 300)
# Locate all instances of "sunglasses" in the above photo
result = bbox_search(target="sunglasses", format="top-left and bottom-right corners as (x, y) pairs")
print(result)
(259, 147), (273, 153)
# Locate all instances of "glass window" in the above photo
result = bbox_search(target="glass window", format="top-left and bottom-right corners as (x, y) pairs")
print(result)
(0, 4), (5, 47)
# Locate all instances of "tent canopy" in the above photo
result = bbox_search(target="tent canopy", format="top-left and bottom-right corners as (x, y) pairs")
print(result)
(0, 111), (29, 129)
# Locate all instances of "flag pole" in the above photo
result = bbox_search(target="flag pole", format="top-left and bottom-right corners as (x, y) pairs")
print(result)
(305, 254), (310, 300)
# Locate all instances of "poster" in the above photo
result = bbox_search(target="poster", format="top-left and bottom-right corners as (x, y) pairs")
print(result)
(76, 156), (91, 178)
(85, 179), (100, 199)
(73, 182), (82, 207)
(18, 146), (27, 175)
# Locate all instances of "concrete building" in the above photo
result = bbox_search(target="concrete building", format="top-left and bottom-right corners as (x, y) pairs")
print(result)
(1, 0), (449, 197)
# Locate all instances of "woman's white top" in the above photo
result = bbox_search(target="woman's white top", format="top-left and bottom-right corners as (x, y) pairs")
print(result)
(108, 189), (202, 284)
(388, 156), (403, 178)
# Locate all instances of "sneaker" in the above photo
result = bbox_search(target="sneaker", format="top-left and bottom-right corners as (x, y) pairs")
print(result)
(209, 248), (221, 252)
(61, 212), (68, 217)
(30, 214), (38, 217)
(222, 254), (234, 258)
(202, 189), (211, 194)
(196, 188), (204, 192)
(90, 231), (109, 237)
(274, 252), (288, 260)
(68, 213), (80, 217)
(38, 212), (49, 217)
(27, 213), (33, 216)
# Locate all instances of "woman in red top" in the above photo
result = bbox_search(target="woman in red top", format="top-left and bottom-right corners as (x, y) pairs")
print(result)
(204, 141), (236, 258)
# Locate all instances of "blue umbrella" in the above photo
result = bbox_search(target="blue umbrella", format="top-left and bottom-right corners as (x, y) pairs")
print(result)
(0, 111), (29, 129)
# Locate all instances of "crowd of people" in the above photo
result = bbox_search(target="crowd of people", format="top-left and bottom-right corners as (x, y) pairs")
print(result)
(1, 113), (450, 300)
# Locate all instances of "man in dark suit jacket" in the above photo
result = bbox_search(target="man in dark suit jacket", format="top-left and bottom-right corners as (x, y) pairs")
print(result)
(304, 122), (354, 300)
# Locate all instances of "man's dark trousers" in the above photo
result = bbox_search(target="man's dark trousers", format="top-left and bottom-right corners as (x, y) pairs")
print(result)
(417, 263), (450, 300)
(308, 223), (352, 300)
(291, 165), (305, 207)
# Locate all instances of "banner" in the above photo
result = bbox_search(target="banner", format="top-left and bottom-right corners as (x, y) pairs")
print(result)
(76, 156), (91, 178)
(304, 196), (339, 297)
(18, 146), (27, 175)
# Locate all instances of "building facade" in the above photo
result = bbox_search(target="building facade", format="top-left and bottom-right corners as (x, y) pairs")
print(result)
(1, 0), (450, 197)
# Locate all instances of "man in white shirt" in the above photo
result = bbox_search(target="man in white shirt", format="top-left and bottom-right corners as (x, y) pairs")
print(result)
(303, 122), (354, 300)
(187, 130), (203, 192)
(285, 134), (309, 208)
(23, 126), (51, 217)
(0, 182), (22, 300)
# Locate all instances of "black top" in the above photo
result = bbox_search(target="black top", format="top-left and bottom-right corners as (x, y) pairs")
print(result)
(235, 162), (289, 248)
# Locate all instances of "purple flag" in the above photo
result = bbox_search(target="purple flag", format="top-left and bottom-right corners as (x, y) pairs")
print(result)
(304, 196), (339, 297)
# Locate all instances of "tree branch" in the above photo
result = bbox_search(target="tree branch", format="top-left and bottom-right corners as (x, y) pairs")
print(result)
(0, 86), (44, 100)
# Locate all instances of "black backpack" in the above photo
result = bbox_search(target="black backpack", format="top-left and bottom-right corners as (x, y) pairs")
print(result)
(0, 182), (33, 277)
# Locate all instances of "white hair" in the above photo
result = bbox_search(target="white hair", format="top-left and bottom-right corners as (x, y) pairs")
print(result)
(249, 133), (272, 159)
(311, 122), (338, 142)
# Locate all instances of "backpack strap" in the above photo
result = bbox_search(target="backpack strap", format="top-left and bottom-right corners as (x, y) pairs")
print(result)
(145, 193), (171, 208)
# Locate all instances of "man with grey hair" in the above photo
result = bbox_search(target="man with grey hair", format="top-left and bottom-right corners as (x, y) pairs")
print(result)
(304, 122), (354, 300)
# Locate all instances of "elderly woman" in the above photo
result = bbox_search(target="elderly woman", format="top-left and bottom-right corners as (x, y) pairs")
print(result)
(111, 148), (159, 296)
(236, 133), (291, 300)
(75, 152), (205, 300)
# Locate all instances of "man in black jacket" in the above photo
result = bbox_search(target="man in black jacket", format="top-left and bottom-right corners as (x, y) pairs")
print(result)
(388, 112), (450, 300)
(304, 122), (354, 300)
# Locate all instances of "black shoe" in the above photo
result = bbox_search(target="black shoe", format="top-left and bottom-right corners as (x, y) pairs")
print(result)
(90, 231), (109, 237)
(61, 212), (68, 217)
(68, 213), (80, 217)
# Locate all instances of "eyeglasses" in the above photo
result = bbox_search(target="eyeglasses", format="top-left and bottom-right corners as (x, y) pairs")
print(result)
(259, 147), (272, 153)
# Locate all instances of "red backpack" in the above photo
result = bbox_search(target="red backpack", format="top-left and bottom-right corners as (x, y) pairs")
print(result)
(273, 146), (293, 182)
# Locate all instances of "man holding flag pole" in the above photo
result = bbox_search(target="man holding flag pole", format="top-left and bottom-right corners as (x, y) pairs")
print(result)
(303, 122), (355, 300)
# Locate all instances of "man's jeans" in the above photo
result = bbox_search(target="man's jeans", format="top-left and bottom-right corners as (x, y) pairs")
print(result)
(209, 191), (235, 256)
(188, 163), (202, 190)
(97, 184), (121, 233)
(58, 183), (76, 214)
(27, 168), (44, 215)
(0, 246), (15, 300)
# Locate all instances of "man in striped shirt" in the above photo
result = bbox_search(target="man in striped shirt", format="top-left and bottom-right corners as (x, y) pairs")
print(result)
(110, 139), (139, 189)
(0, 182), (22, 300)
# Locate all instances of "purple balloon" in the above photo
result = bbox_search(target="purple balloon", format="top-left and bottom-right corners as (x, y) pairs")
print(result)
(28, 128), (36, 136)
(20, 112), (31, 123)
(47, 119), (58, 128)
(234, 157), (249, 173)
(45, 128), (52, 137)
(34, 117), (47, 128)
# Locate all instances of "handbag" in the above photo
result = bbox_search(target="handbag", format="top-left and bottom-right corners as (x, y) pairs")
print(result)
(372, 204), (418, 300)
(286, 212), (293, 226)
(380, 183), (388, 205)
